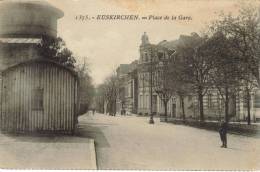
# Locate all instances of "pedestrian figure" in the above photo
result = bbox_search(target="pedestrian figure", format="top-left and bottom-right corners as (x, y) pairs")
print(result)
(219, 120), (228, 148)
(92, 108), (95, 115)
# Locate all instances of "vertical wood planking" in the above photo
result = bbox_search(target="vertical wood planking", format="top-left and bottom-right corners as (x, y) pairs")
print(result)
(9, 71), (13, 132)
(21, 66), (25, 132)
(62, 69), (66, 131)
(7, 71), (11, 132)
(13, 69), (17, 132)
(24, 66), (28, 131)
(42, 64), (45, 131)
(50, 65), (54, 131)
(4, 73), (7, 131)
(71, 75), (74, 131)
(44, 64), (48, 130)
(65, 72), (68, 132)
(37, 64), (40, 131)
(0, 62), (78, 133)
(47, 64), (51, 131)
(10, 71), (13, 132)
(0, 73), (2, 130)
(63, 72), (66, 131)
(46, 65), (49, 130)
(74, 78), (77, 131)
(33, 65), (36, 132)
(51, 65), (55, 131)
(5, 72), (8, 131)
(60, 69), (64, 131)
(5, 74), (10, 131)
(4, 72), (8, 131)
(58, 67), (60, 130)
(54, 66), (57, 130)
(1, 73), (4, 130)
(19, 67), (23, 132)
(68, 74), (72, 131)
(29, 65), (32, 132)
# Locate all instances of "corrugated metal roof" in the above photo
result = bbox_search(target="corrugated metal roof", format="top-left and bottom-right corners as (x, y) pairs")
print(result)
(0, 38), (42, 44)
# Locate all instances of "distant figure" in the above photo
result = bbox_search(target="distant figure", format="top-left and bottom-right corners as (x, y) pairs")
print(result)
(219, 120), (228, 148)
(121, 109), (126, 115)
(92, 109), (95, 115)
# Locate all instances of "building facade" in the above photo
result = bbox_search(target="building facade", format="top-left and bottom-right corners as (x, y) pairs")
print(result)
(117, 32), (260, 122)
(137, 32), (178, 117)
(116, 61), (138, 115)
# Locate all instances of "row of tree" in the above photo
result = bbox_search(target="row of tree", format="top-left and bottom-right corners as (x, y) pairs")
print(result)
(38, 35), (95, 115)
(95, 73), (119, 115)
(156, 4), (260, 125)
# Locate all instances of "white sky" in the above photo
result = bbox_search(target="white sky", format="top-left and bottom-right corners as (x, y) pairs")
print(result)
(46, 0), (259, 86)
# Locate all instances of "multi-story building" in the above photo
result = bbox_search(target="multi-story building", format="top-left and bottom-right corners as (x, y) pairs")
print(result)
(137, 32), (180, 117)
(117, 32), (260, 122)
(116, 61), (138, 115)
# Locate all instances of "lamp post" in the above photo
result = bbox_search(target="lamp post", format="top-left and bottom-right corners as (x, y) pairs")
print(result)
(148, 49), (175, 124)
(149, 55), (155, 124)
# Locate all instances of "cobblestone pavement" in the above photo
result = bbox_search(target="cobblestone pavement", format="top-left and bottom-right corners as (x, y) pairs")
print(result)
(78, 113), (260, 170)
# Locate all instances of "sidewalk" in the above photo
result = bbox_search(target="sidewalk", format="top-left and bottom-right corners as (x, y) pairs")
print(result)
(165, 117), (260, 136)
(0, 133), (97, 170)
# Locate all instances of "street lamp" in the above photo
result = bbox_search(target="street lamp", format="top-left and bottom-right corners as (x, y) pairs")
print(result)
(148, 49), (175, 124)
(149, 57), (155, 124)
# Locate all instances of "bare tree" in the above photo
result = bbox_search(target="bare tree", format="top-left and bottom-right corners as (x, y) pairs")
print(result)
(174, 33), (213, 122)
(95, 85), (106, 113)
(102, 73), (119, 116)
(206, 32), (242, 123)
(76, 61), (95, 115)
(153, 50), (175, 122)
(211, 4), (260, 124)
(168, 53), (191, 121)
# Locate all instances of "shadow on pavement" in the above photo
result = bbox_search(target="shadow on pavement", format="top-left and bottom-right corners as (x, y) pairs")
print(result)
(75, 123), (110, 148)
(0, 115), (110, 147)
(0, 132), (93, 144)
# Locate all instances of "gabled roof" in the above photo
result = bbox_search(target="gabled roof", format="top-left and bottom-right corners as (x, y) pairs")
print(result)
(157, 32), (200, 51)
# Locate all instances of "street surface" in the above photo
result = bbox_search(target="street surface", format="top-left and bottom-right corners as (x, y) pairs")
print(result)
(0, 133), (96, 169)
(78, 113), (260, 170)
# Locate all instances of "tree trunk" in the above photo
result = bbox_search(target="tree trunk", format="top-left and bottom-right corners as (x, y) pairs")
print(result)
(198, 88), (204, 122)
(104, 101), (108, 114)
(180, 95), (185, 121)
(109, 101), (113, 115)
(225, 88), (229, 123)
(246, 88), (251, 125)
(114, 99), (117, 116)
(164, 101), (168, 122)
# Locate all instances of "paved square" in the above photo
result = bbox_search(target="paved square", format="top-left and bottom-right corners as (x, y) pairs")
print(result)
(79, 113), (260, 170)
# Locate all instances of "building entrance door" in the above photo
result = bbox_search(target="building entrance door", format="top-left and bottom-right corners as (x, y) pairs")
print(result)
(152, 95), (157, 114)
(172, 104), (176, 118)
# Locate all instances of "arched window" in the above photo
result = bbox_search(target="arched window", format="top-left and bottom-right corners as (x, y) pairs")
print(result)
(144, 52), (148, 62)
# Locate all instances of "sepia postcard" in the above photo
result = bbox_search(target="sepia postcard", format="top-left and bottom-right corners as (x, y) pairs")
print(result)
(0, 0), (260, 170)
